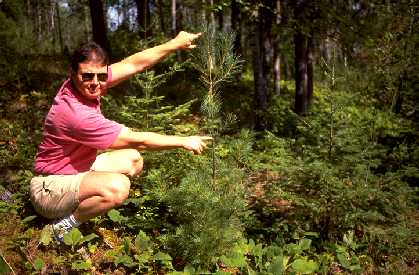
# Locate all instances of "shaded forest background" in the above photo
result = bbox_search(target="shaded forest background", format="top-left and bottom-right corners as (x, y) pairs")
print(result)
(0, 0), (418, 274)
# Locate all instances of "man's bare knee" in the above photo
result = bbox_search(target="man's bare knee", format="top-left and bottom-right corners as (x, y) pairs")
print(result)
(130, 153), (143, 177)
(103, 173), (130, 206)
(123, 149), (143, 176)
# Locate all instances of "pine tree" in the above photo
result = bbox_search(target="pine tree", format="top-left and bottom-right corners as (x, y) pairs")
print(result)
(191, 23), (242, 180)
(156, 24), (246, 270)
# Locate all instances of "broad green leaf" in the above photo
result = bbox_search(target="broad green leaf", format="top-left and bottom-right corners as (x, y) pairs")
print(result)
(107, 209), (127, 223)
(134, 252), (151, 266)
(349, 264), (362, 272)
(88, 243), (97, 254)
(303, 232), (319, 238)
(135, 230), (151, 251)
(291, 258), (318, 274)
(283, 256), (291, 269)
(248, 239), (256, 248)
(71, 259), (92, 270)
(336, 253), (351, 268)
(343, 230), (357, 250)
(33, 258), (44, 271)
(268, 256), (284, 274)
(114, 255), (136, 268)
(153, 252), (172, 262)
(299, 238), (312, 251)
(183, 264), (196, 274)
(22, 215), (37, 223)
(335, 245), (347, 254)
(219, 253), (247, 268)
(251, 243), (264, 258)
(80, 233), (98, 244)
(39, 225), (52, 246)
(63, 228), (82, 246)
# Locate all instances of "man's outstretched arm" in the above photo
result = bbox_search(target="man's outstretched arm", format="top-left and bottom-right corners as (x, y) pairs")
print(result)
(110, 127), (212, 155)
(108, 31), (202, 87)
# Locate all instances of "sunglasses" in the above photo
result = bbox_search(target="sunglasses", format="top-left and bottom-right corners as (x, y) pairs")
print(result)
(81, 72), (108, 82)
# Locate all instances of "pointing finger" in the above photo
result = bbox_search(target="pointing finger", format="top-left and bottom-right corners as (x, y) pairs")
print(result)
(193, 32), (202, 39)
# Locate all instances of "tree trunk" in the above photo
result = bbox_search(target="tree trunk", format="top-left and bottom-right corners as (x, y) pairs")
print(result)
(201, 0), (206, 22)
(231, 0), (242, 57)
(306, 36), (314, 106)
(283, 52), (290, 80)
(273, 0), (281, 95)
(121, 0), (130, 29)
(156, 0), (167, 35)
(217, 10), (223, 31)
(89, 0), (110, 55)
(210, 0), (215, 26)
(135, 0), (151, 39)
(293, 0), (313, 115)
(171, 0), (176, 36)
(37, 1), (42, 42)
(252, 21), (268, 130)
(56, 2), (64, 54)
(252, 1), (275, 130)
(294, 32), (308, 114)
(84, 4), (90, 43)
(274, 46), (281, 96)
(49, 0), (56, 53)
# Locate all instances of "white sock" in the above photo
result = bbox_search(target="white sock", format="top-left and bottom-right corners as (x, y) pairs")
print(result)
(53, 214), (81, 231)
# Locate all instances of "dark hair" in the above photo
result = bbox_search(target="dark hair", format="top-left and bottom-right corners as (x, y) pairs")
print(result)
(70, 41), (109, 72)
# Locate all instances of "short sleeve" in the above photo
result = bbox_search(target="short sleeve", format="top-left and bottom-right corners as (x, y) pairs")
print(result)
(107, 66), (112, 84)
(70, 111), (122, 150)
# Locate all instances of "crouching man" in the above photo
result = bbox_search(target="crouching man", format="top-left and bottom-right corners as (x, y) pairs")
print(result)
(30, 31), (211, 243)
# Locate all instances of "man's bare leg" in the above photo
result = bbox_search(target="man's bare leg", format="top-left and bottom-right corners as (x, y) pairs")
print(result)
(90, 148), (144, 176)
(52, 149), (143, 242)
(74, 149), (143, 222)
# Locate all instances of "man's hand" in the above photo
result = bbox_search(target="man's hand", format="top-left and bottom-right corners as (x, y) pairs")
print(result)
(182, 136), (212, 154)
(109, 31), (202, 87)
(170, 31), (202, 50)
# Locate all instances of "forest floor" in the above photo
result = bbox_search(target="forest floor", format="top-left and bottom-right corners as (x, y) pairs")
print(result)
(1, 176), (418, 274)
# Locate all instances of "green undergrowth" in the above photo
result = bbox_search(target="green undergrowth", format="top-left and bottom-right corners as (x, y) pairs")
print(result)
(0, 77), (418, 274)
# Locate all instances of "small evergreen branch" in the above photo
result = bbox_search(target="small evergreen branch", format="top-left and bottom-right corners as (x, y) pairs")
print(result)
(321, 50), (338, 160)
(192, 24), (242, 181)
(132, 63), (184, 129)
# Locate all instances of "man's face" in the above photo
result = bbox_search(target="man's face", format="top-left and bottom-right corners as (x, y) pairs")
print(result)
(73, 61), (108, 100)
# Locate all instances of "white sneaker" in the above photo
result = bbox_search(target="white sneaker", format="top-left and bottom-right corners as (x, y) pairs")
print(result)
(50, 222), (71, 245)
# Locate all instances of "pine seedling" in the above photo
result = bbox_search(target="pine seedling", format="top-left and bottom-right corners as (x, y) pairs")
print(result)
(104, 62), (195, 133)
(321, 48), (339, 161)
(191, 24), (242, 179)
(131, 63), (184, 130)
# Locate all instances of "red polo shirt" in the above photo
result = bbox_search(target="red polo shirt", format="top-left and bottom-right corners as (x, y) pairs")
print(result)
(34, 75), (122, 175)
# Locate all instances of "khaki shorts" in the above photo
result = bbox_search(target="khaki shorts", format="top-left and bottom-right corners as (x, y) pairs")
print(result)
(30, 152), (115, 219)
(30, 172), (86, 219)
